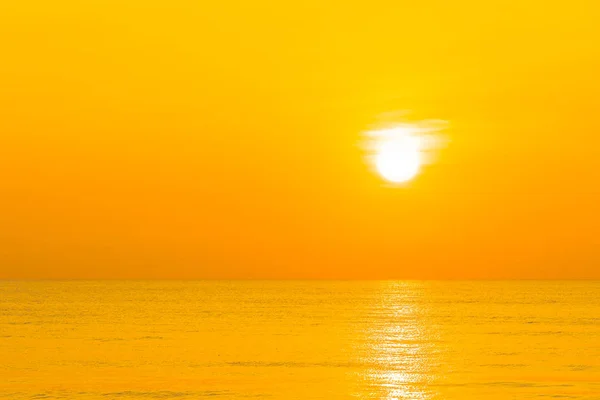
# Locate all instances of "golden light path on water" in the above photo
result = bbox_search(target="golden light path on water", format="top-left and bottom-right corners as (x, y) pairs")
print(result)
(356, 282), (437, 400)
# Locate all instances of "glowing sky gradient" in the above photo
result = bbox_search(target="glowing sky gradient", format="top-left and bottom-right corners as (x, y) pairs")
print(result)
(1, 0), (600, 278)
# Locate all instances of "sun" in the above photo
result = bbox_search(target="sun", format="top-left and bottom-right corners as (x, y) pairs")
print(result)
(374, 133), (422, 184)
(363, 120), (446, 185)
(365, 126), (425, 184)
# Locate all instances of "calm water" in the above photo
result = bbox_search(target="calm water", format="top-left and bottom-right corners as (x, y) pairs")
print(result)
(1, 281), (599, 399)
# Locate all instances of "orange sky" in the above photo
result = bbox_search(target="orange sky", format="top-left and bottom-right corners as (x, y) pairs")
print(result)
(1, 0), (600, 279)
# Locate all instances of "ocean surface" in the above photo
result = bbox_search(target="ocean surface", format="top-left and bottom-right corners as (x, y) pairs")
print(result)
(1, 281), (599, 399)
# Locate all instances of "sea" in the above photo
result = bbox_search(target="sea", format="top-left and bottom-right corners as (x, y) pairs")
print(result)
(1, 281), (599, 399)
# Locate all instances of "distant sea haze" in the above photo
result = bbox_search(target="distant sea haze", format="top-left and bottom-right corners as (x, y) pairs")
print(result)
(1, 281), (599, 399)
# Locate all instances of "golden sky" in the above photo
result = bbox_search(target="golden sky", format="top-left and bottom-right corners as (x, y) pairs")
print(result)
(1, 0), (599, 279)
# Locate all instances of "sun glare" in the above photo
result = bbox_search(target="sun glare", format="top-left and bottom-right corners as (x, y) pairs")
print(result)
(364, 120), (446, 185)
(374, 131), (422, 184)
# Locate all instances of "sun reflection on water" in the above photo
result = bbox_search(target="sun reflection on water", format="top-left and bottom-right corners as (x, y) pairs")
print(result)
(358, 282), (436, 400)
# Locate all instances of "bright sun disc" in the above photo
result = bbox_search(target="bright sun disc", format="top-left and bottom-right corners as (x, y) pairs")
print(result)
(363, 120), (446, 185)
(368, 127), (423, 184)
(375, 138), (421, 183)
